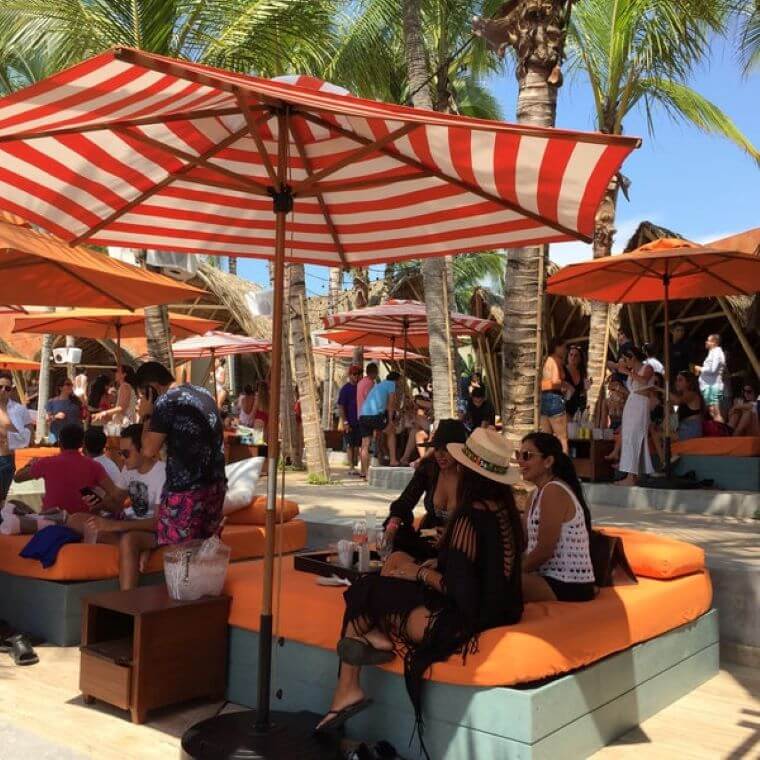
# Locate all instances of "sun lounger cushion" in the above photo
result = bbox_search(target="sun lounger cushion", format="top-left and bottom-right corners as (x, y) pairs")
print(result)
(224, 457), (265, 512)
(224, 547), (712, 687)
(672, 436), (760, 457)
(14, 446), (60, 471)
(598, 527), (705, 579)
(0, 520), (307, 581)
(225, 496), (299, 525)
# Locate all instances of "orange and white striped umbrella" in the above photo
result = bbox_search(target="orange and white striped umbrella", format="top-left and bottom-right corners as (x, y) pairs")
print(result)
(312, 341), (424, 362)
(0, 48), (638, 266)
(172, 330), (271, 360)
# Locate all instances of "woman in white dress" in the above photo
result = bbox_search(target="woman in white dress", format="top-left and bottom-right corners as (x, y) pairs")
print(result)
(616, 346), (654, 486)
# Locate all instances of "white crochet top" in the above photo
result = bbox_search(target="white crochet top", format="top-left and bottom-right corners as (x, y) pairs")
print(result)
(526, 480), (595, 584)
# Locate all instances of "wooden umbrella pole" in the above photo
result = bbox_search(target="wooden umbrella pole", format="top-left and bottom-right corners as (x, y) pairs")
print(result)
(256, 106), (290, 731)
(211, 347), (219, 404)
(115, 323), (122, 370)
(663, 275), (673, 478)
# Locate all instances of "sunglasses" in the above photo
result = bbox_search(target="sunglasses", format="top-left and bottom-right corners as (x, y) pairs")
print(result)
(515, 450), (540, 462)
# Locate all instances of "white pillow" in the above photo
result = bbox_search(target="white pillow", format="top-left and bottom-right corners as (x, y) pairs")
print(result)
(223, 457), (264, 514)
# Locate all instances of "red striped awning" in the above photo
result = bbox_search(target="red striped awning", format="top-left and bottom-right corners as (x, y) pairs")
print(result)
(172, 331), (272, 359)
(0, 48), (640, 267)
(312, 341), (425, 362)
(322, 299), (493, 342)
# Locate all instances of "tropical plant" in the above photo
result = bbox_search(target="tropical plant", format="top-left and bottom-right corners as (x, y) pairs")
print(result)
(736, 0), (760, 73)
(566, 0), (760, 410)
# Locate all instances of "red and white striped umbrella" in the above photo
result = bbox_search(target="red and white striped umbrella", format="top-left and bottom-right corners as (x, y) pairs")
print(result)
(312, 341), (425, 362)
(0, 48), (638, 267)
(322, 299), (493, 347)
(172, 330), (271, 360)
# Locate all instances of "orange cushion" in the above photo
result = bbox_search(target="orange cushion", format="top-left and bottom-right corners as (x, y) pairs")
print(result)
(672, 436), (760, 457)
(14, 446), (60, 472)
(224, 554), (712, 687)
(225, 496), (299, 525)
(598, 527), (705, 579)
(0, 520), (307, 581)
(0, 534), (119, 581)
(142, 520), (307, 573)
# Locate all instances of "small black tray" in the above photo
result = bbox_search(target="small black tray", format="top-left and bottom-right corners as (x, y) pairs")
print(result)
(294, 549), (382, 582)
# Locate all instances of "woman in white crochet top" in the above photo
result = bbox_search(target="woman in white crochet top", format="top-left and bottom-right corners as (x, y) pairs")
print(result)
(518, 432), (596, 602)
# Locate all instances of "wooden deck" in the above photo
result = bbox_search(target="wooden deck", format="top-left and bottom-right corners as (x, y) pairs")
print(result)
(0, 645), (756, 759)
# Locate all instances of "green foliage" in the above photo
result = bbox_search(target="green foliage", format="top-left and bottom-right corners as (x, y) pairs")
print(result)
(567, 0), (759, 162)
(306, 471), (335, 485)
(736, 0), (760, 73)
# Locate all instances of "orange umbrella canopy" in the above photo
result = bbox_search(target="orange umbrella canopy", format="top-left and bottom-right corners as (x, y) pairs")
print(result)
(0, 353), (39, 371)
(0, 221), (204, 309)
(13, 309), (221, 340)
(547, 238), (760, 302)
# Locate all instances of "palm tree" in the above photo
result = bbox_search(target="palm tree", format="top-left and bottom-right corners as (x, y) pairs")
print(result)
(567, 0), (760, 411)
(474, 0), (575, 439)
(737, 0), (760, 73)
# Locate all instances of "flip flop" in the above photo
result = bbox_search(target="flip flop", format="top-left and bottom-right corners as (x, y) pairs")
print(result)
(0, 620), (16, 653)
(7, 633), (39, 665)
(314, 698), (373, 733)
(337, 637), (395, 666)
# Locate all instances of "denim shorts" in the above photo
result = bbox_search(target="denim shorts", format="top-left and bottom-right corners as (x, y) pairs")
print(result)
(540, 392), (566, 418)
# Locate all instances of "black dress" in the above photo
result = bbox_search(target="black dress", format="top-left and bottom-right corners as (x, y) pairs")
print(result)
(343, 504), (523, 756)
(385, 458), (447, 560)
(564, 369), (587, 417)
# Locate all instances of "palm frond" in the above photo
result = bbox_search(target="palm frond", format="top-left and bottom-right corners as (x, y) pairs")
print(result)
(737, 0), (760, 73)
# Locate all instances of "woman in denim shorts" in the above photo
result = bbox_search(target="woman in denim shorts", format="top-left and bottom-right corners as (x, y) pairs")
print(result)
(539, 338), (569, 453)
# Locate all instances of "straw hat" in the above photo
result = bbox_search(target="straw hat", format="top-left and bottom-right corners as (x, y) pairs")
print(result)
(447, 428), (518, 484)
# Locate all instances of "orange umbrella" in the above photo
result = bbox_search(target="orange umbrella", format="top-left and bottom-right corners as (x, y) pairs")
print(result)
(0, 353), (39, 371)
(0, 221), (205, 309)
(13, 309), (221, 366)
(547, 237), (760, 477)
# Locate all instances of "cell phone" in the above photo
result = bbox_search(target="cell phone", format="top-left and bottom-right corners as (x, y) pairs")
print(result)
(80, 487), (100, 500)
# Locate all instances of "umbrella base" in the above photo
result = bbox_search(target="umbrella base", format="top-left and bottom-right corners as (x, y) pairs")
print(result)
(180, 709), (342, 760)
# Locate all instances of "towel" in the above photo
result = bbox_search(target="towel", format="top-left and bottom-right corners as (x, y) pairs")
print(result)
(19, 525), (82, 568)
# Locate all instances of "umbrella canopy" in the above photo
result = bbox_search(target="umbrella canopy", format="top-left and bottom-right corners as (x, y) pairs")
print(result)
(546, 238), (760, 302)
(0, 49), (639, 748)
(322, 299), (493, 348)
(12, 309), (221, 340)
(0, 220), (205, 309)
(312, 341), (424, 362)
(172, 330), (271, 359)
(0, 48), (638, 266)
(0, 353), (39, 371)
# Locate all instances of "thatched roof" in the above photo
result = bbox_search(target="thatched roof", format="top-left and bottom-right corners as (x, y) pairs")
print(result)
(623, 221), (683, 252)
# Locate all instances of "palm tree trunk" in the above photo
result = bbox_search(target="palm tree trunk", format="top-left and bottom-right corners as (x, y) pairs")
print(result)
(351, 267), (368, 365)
(288, 264), (329, 478)
(323, 267), (342, 429)
(143, 302), (174, 371)
(586, 180), (619, 416)
(65, 335), (76, 380)
(276, 267), (302, 468)
(35, 332), (54, 442)
(501, 68), (558, 439)
(228, 256), (237, 275)
(403, 0), (456, 420)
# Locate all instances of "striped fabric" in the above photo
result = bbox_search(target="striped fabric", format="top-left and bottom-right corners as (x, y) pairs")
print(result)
(322, 299), (493, 340)
(172, 330), (271, 359)
(312, 341), (425, 362)
(0, 48), (639, 266)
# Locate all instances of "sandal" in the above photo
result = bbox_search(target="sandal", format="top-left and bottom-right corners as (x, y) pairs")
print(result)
(7, 633), (39, 665)
(314, 698), (373, 733)
(0, 620), (15, 653)
(337, 637), (395, 666)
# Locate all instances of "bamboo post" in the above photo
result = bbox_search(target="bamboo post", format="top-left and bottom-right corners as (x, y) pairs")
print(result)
(595, 306), (612, 426)
(717, 296), (760, 380)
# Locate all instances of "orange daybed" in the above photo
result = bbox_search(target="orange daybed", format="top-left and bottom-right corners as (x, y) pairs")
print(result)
(672, 436), (760, 457)
(0, 519), (307, 581)
(223, 531), (711, 687)
(14, 446), (60, 471)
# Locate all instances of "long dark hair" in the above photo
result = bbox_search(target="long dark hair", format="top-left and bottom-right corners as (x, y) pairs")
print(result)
(522, 432), (592, 534)
(119, 364), (137, 389)
(89, 374), (111, 409)
(565, 344), (587, 380)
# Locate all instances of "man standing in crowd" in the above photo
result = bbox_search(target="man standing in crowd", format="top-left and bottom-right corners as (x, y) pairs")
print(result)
(465, 385), (496, 430)
(669, 322), (694, 382)
(695, 334), (727, 422)
(337, 365), (362, 476)
(356, 362), (377, 424)
(358, 370), (401, 476)
(135, 361), (226, 548)
(0, 372), (32, 502)
(45, 378), (80, 443)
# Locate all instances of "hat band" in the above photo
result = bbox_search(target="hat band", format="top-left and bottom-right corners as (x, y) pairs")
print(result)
(462, 443), (509, 475)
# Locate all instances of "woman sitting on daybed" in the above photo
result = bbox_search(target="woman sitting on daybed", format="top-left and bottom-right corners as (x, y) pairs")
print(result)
(316, 428), (523, 755)
(382, 418), (468, 561)
(518, 432), (596, 603)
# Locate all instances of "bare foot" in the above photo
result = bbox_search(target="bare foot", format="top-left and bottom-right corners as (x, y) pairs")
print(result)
(315, 685), (366, 730)
(615, 475), (637, 487)
(362, 629), (393, 652)
(389, 460), (400, 467)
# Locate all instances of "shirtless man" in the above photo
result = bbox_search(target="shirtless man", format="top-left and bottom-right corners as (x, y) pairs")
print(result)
(0, 372), (32, 501)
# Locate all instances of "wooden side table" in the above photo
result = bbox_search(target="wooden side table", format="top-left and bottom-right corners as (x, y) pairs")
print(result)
(569, 438), (616, 482)
(79, 585), (230, 724)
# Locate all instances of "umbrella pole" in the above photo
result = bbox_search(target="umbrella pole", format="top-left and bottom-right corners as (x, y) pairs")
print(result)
(663, 274), (672, 479)
(211, 347), (219, 405)
(256, 109), (291, 732)
(116, 323), (122, 370)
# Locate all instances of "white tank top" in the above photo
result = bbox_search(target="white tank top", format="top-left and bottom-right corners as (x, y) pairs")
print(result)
(527, 480), (595, 583)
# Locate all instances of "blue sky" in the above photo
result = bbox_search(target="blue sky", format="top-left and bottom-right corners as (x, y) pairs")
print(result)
(236, 33), (759, 294)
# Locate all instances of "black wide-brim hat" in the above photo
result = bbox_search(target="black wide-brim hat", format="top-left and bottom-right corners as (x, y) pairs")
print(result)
(425, 418), (468, 449)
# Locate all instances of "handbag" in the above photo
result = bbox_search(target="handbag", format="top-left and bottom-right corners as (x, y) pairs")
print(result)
(589, 530), (637, 587)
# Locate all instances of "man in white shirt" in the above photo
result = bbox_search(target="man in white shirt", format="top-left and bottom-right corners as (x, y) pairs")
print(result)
(0, 373), (33, 502)
(83, 426), (122, 483)
(695, 334), (727, 422)
(72, 423), (166, 590)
